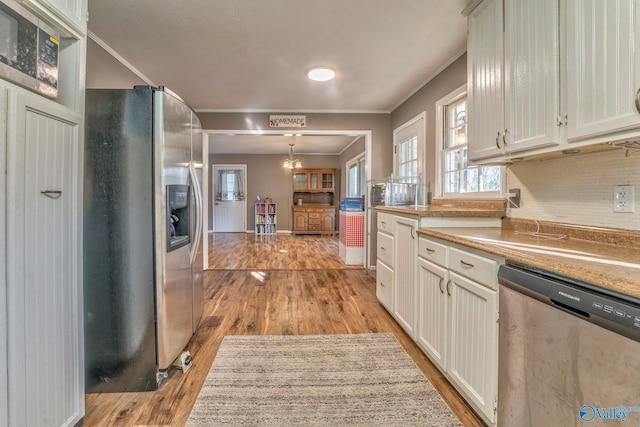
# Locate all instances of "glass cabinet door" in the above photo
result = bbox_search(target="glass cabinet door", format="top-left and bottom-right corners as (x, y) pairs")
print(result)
(309, 172), (319, 189)
(293, 172), (307, 189)
(321, 172), (334, 189)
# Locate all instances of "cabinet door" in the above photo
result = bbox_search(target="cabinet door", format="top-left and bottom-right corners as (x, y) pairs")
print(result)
(321, 210), (335, 231)
(321, 171), (334, 190)
(448, 271), (498, 424)
(293, 211), (308, 230)
(504, 0), (560, 153)
(308, 172), (319, 189)
(293, 172), (307, 190)
(417, 258), (448, 372)
(393, 216), (418, 338)
(566, 0), (640, 141)
(6, 90), (84, 426)
(467, 0), (505, 161)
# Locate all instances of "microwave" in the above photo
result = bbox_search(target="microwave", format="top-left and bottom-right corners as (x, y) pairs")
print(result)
(0, 0), (59, 98)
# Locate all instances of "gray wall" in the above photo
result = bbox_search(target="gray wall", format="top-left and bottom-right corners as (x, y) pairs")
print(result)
(86, 39), (146, 88)
(210, 154), (340, 232)
(390, 53), (467, 194)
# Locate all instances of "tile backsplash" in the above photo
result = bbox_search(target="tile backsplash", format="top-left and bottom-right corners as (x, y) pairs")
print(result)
(506, 148), (640, 230)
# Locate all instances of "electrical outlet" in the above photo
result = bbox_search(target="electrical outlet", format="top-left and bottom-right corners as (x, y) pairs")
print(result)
(614, 185), (635, 213)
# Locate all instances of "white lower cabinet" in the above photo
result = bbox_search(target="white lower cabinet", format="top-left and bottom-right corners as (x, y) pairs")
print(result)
(393, 216), (418, 338)
(376, 259), (393, 311)
(417, 235), (500, 426)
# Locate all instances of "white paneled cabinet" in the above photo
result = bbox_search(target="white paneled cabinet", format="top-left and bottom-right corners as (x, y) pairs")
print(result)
(417, 257), (448, 372)
(566, 0), (640, 143)
(467, 0), (560, 162)
(375, 213), (395, 311)
(392, 216), (418, 338)
(5, 87), (84, 426)
(467, 0), (505, 161)
(466, 0), (640, 162)
(448, 271), (498, 425)
(417, 235), (500, 426)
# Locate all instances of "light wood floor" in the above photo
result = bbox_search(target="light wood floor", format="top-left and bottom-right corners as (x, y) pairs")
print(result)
(82, 233), (485, 427)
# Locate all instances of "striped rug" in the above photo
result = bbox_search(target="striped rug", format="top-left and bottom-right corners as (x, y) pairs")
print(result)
(186, 333), (462, 426)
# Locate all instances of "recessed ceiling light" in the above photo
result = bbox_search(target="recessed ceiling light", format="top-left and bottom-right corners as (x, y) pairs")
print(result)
(307, 66), (336, 82)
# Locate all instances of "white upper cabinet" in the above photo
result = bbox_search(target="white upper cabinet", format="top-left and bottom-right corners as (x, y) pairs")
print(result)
(504, 0), (560, 153)
(467, 0), (505, 161)
(566, 0), (640, 143)
(466, 0), (560, 162)
(18, 0), (87, 36)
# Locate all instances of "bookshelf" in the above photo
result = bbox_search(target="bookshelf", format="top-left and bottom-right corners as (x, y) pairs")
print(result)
(255, 202), (277, 234)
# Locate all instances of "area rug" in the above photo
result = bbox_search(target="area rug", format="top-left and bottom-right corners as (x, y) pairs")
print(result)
(186, 333), (463, 426)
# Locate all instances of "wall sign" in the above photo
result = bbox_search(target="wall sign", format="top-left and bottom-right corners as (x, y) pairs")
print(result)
(269, 115), (306, 128)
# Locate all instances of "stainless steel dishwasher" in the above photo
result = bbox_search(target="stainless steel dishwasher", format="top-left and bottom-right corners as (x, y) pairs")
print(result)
(498, 262), (640, 427)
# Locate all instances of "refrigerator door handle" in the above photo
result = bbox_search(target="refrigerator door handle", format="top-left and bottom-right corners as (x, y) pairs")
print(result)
(189, 162), (203, 265)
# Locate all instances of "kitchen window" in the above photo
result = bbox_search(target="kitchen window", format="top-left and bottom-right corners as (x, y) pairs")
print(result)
(438, 86), (502, 197)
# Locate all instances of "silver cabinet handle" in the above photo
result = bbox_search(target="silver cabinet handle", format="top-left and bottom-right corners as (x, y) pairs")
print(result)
(426, 248), (435, 254)
(438, 277), (444, 294)
(495, 131), (502, 149)
(380, 282), (386, 287)
(636, 87), (640, 114)
(460, 260), (474, 268)
(381, 221), (386, 226)
(41, 190), (62, 199)
(446, 279), (452, 296)
(410, 227), (415, 239)
(503, 128), (508, 146)
(380, 246), (386, 252)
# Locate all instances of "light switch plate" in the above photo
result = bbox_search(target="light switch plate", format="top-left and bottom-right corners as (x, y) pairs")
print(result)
(614, 185), (635, 213)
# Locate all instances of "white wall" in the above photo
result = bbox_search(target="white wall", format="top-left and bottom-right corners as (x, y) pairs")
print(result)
(506, 148), (640, 230)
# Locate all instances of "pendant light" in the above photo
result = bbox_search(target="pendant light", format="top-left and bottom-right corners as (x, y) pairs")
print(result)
(283, 143), (302, 169)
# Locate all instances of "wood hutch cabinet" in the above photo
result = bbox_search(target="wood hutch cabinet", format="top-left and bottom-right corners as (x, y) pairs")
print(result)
(292, 168), (337, 235)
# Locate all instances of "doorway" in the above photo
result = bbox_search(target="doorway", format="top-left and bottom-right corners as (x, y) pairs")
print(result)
(213, 165), (247, 232)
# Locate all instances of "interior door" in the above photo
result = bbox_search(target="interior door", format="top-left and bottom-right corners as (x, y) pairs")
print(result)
(213, 165), (246, 232)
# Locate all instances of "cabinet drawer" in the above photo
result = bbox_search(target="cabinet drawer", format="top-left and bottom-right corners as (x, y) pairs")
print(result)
(376, 260), (393, 310)
(418, 237), (448, 267)
(308, 212), (321, 218)
(308, 218), (321, 225)
(376, 232), (394, 267)
(449, 247), (498, 289)
(308, 224), (321, 231)
(377, 212), (394, 235)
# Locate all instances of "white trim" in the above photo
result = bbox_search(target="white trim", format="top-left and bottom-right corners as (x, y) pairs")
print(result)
(88, 32), (155, 86)
(212, 164), (248, 232)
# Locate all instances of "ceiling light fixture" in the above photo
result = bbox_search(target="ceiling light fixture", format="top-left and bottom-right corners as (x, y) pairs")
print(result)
(307, 66), (336, 82)
(283, 143), (302, 169)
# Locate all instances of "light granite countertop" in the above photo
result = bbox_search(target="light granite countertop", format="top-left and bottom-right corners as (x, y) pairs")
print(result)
(417, 226), (640, 301)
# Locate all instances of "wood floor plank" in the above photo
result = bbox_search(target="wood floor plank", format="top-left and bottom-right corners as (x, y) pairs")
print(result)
(82, 234), (485, 427)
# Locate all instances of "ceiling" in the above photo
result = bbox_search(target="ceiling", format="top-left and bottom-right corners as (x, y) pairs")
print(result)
(86, 0), (469, 154)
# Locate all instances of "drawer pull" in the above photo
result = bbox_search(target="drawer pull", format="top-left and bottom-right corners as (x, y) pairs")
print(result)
(380, 282), (386, 287)
(460, 260), (474, 269)
(446, 279), (452, 297)
(410, 227), (415, 239)
(426, 248), (436, 254)
(495, 131), (502, 149)
(438, 277), (444, 294)
(41, 190), (62, 199)
(381, 246), (386, 252)
(381, 221), (387, 227)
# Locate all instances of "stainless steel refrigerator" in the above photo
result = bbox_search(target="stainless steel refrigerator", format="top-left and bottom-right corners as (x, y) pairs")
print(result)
(83, 86), (204, 392)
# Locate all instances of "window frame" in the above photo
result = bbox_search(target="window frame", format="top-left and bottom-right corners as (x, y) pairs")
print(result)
(393, 111), (426, 190)
(436, 85), (504, 199)
(346, 152), (366, 198)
